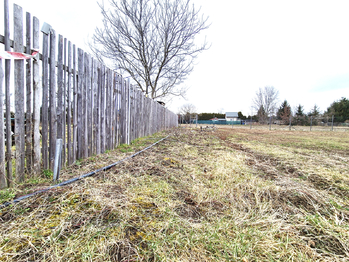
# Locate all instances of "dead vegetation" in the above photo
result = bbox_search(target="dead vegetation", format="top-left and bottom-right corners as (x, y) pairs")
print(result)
(0, 127), (349, 261)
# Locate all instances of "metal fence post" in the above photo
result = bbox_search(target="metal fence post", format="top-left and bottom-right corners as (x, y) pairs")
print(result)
(331, 115), (334, 131)
(53, 139), (63, 181)
(310, 116), (313, 131)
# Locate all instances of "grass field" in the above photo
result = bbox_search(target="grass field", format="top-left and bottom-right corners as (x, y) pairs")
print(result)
(0, 126), (348, 261)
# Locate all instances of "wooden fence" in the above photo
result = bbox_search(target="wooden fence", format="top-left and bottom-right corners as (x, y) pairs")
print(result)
(0, 1), (178, 189)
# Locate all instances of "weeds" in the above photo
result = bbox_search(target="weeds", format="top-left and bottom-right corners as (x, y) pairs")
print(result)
(0, 128), (348, 261)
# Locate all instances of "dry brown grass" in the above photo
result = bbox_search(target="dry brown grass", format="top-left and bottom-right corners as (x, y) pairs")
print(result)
(0, 127), (348, 261)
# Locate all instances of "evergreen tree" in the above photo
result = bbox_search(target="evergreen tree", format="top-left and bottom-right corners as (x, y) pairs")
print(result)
(308, 104), (321, 117)
(238, 111), (247, 120)
(308, 104), (321, 125)
(294, 104), (307, 125)
(277, 100), (291, 124)
(295, 104), (304, 116)
(326, 97), (349, 122)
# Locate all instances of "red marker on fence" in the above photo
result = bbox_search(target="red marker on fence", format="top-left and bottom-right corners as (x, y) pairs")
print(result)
(0, 50), (39, 60)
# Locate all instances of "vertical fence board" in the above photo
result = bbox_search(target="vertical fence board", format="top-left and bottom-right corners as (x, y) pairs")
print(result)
(25, 12), (32, 174)
(108, 69), (113, 149)
(14, 4), (25, 182)
(49, 30), (57, 169)
(63, 38), (67, 165)
(129, 85), (134, 142)
(67, 41), (72, 165)
(41, 31), (49, 170)
(109, 71), (114, 149)
(100, 66), (106, 153)
(96, 64), (101, 155)
(32, 16), (40, 175)
(0, 59), (6, 188)
(72, 45), (77, 162)
(57, 34), (63, 143)
(120, 78), (125, 144)
(77, 48), (84, 159)
(4, 0), (12, 186)
(115, 74), (120, 147)
(92, 59), (98, 154)
(82, 53), (87, 158)
(111, 73), (116, 148)
(85, 53), (92, 157)
(105, 69), (110, 150)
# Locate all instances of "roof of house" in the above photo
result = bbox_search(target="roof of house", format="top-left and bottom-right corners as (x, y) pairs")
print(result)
(210, 118), (226, 121)
(225, 112), (239, 118)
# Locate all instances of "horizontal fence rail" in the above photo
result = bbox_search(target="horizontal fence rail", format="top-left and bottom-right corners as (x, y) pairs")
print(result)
(0, 1), (178, 189)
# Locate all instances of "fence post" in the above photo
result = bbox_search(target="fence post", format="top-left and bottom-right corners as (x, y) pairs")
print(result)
(32, 16), (41, 175)
(53, 139), (63, 181)
(14, 4), (25, 182)
(4, 0), (13, 187)
(49, 29), (57, 170)
(331, 115), (334, 131)
(310, 116), (313, 131)
(250, 115), (252, 129)
(269, 116), (272, 130)
(25, 12), (32, 174)
(0, 58), (6, 188)
(289, 115), (292, 131)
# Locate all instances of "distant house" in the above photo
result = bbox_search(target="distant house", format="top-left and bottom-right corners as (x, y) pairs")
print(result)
(225, 112), (239, 121)
(209, 118), (226, 121)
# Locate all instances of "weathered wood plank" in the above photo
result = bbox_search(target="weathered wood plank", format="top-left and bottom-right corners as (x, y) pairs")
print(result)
(41, 29), (49, 170)
(25, 12), (32, 174)
(112, 72), (117, 149)
(77, 48), (84, 159)
(14, 4), (25, 182)
(119, 77), (124, 144)
(129, 84), (133, 142)
(106, 69), (111, 150)
(92, 59), (98, 154)
(96, 63), (101, 155)
(49, 29), (57, 170)
(126, 79), (131, 144)
(72, 45), (77, 162)
(114, 74), (120, 147)
(108, 69), (113, 149)
(82, 52), (88, 158)
(32, 16), (41, 175)
(0, 59), (6, 189)
(63, 38), (67, 165)
(57, 34), (63, 143)
(67, 41), (72, 165)
(4, 0), (12, 187)
(100, 65), (106, 153)
(85, 53), (92, 157)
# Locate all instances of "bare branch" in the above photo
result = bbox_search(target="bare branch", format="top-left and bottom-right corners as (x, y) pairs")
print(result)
(90, 0), (209, 99)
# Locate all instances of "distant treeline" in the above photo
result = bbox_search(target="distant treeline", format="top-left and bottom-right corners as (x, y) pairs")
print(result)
(198, 113), (225, 120)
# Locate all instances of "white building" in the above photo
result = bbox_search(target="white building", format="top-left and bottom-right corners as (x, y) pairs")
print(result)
(225, 112), (239, 121)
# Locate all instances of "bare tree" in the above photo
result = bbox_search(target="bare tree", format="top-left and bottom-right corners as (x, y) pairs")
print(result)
(178, 103), (197, 122)
(91, 0), (209, 100)
(252, 86), (279, 118)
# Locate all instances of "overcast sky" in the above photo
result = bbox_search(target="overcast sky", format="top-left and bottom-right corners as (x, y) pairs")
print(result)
(2, 0), (349, 116)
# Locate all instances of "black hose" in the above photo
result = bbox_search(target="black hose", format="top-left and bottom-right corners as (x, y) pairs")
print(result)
(0, 135), (169, 209)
